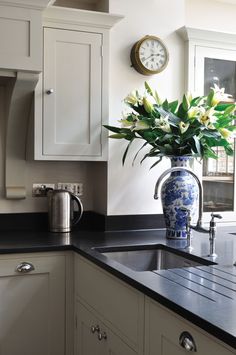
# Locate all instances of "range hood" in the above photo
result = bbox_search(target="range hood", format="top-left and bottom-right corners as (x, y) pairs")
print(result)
(0, 0), (55, 199)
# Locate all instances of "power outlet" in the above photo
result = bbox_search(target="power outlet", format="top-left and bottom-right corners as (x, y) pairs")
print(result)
(56, 183), (83, 196)
(32, 183), (55, 197)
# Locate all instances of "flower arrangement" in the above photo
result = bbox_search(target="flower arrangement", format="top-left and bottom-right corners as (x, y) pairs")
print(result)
(104, 83), (236, 168)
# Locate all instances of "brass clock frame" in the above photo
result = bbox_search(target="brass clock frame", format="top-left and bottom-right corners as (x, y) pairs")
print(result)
(130, 35), (169, 76)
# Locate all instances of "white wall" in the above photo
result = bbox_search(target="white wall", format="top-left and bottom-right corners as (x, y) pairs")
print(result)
(107, 0), (186, 215)
(106, 0), (236, 216)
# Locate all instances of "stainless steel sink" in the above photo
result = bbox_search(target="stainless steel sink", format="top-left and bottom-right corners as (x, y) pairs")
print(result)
(95, 245), (215, 272)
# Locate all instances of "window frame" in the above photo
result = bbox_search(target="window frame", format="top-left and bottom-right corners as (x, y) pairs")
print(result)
(178, 27), (236, 223)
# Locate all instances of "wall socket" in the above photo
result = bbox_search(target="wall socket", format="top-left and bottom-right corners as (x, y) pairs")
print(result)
(57, 182), (83, 196)
(32, 183), (83, 197)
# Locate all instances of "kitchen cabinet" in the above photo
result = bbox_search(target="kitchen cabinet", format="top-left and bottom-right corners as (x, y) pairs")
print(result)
(145, 297), (235, 355)
(74, 254), (144, 355)
(0, 252), (66, 355)
(75, 301), (136, 355)
(34, 6), (122, 161)
(0, 1), (46, 72)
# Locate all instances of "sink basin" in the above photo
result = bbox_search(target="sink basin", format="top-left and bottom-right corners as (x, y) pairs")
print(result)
(95, 244), (215, 272)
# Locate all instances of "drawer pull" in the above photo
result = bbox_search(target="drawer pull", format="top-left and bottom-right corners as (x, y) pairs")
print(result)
(179, 331), (197, 352)
(16, 262), (35, 273)
(91, 325), (100, 334)
(98, 331), (107, 341)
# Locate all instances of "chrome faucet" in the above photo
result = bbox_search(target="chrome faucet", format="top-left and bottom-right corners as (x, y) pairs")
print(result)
(154, 166), (208, 233)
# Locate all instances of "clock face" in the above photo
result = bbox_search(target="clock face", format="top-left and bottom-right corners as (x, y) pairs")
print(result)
(138, 38), (168, 72)
(130, 35), (169, 75)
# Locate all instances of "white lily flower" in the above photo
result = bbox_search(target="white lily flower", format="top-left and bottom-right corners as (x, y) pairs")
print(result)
(198, 107), (217, 128)
(155, 115), (171, 133)
(179, 121), (189, 134)
(124, 91), (139, 105)
(211, 84), (233, 106)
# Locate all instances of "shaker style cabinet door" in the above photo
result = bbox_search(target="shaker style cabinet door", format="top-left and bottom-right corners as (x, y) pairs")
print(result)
(43, 28), (102, 158)
(75, 301), (137, 355)
(0, 254), (65, 355)
(145, 298), (235, 355)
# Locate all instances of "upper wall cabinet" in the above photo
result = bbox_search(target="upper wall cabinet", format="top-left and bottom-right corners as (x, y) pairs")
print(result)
(34, 6), (123, 161)
(0, 0), (52, 72)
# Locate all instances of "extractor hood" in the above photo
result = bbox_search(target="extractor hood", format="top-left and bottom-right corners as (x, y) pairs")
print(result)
(0, 0), (56, 199)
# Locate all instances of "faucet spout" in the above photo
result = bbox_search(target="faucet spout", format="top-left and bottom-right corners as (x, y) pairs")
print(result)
(154, 166), (207, 232)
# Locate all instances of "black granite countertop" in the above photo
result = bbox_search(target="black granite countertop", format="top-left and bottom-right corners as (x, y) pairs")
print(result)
(1, 226), (236, 349)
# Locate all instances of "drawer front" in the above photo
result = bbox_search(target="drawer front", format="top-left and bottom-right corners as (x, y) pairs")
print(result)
(146, 298), (235, 355)
(75, 254), (144, 350)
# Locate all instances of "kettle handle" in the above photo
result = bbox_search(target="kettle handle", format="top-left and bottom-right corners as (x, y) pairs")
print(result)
(71, 193), (83, 226)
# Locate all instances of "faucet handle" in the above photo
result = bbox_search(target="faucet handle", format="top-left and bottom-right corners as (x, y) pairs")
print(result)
(211, 213), (222, 221)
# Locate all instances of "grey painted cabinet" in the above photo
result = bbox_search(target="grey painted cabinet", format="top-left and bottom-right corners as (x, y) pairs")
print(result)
(0, 252), (65, 355)
(145, 297), (235, 355)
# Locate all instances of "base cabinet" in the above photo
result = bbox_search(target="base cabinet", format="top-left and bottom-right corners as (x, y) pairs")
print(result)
(75, 301), (136, 355)
(74, 254), (144, 355)
(0, 252), (66, 355)
(145, 297), (235, 355)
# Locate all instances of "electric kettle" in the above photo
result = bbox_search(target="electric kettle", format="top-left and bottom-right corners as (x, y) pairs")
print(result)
(47, 189), (83, 232)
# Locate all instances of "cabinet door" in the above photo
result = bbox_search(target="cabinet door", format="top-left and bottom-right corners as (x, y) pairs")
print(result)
(0, 254), (65, 355)
(43, 27), (102, 158)
(145, 298), (234, 355)
(75, 301), (107, 355)
(76, 301), (137, 355)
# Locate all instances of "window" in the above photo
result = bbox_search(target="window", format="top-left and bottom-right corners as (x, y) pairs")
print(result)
(178, 26), (236, 221)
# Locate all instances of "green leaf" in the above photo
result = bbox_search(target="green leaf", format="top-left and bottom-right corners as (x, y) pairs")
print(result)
(122, 139), (134, 165)
(162, 99), (169, 111)
(132, 142), (149, 165)
(149, 156), (163, 169)
(177, 103), (188, 119)
(225, 145), (234, 156)
(168, 100), (178, 113)
(109, 133), (127, 139)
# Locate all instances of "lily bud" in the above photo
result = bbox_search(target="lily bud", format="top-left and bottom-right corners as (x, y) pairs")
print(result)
(143, 97), (154, 113)
(219, 128), (233, 140)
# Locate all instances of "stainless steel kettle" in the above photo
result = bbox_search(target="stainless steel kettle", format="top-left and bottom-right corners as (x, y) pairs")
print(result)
(47, 189), (83, 232)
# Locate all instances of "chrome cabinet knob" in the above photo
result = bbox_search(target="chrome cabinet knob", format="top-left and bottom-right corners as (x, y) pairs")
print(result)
(98, 331), (107, 341)
(16, 262), (35, 273)
(91, 325), (100, 334)
(179, 331), (197, 352)
(46, 88), (54, 95)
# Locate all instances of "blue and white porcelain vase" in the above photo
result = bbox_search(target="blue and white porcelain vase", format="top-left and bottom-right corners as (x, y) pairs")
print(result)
(161, 156), (198, 239)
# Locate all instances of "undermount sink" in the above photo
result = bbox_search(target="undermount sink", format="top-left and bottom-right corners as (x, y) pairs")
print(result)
(94, 244), (215, 272)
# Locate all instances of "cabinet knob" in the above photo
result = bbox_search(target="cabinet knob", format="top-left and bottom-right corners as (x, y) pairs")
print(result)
(16, 262), (35, 273)
(98, 331), (107, 341)
(179, 331), (197, 352)
(91, 325), (100, 334)
(46, 88), (54, 95)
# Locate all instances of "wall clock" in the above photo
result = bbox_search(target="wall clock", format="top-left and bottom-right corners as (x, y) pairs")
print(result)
(130, 35), (169, 75)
